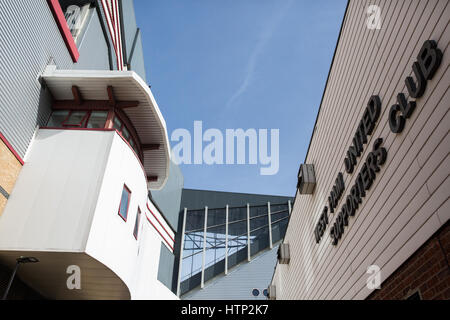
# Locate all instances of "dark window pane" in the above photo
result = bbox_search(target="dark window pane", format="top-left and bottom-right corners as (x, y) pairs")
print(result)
(250, 204), (267, 218)
(271, 219), (288, 244)
(122, 126), (130, 141)
(113, 116), (122, 131)
(47, 110), (69, 127)
(250, 226), (269, 256)
(185, 209), (205, 233)
(86, 111), (108, 129)
(118, 185), (131, 221)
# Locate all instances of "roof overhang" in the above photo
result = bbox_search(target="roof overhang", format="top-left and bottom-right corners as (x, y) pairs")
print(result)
(41, 66), (170, 190)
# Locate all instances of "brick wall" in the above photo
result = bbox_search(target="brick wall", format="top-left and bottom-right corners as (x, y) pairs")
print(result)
(0, 134), (23, 216)
(368, 221), (450, 300)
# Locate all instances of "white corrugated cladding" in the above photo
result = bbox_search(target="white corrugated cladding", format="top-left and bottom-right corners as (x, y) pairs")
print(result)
(273, 0), (449, 300)
(0, 0), (73, 157)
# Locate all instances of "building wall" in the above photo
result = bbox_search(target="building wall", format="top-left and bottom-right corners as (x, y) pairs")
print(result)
(86, 130), (177, 299)
(74, 7), (111, 71)
(368, 222), (449, 300)
(180, 189), (293, 211)
(0, 0), (113, 159)
(120, 0), (147, 82)
(0, 135), (22, 216)
(151, 161), (184, 231)
(0, 0), (115, 220)
(183, 245), (278, 300)
(0, 129), (177, 299)
(0, 129), (113, 251)
(272, 0), (449, 300)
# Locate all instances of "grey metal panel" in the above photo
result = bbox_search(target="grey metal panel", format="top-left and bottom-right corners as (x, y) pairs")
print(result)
(157, 242), (176, 292)
(151, 160), (184, 231)
(128, 31), (147, 83)
(121, 0), (138, 63)
(0, 0), (115, 158)
(183, 245), (279, 300)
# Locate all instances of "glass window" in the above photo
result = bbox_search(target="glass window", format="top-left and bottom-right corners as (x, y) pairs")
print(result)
(130, 139), (139, 155)
(47, 110), (69, 127)
(133, 207), (141, 239)
(252, 289), (260, 297)
(118, 185), (131, 221)
(113, 116), (122, 131)
(86, 111), (108, 129)
(63, 111), (87, 127)
(122, 126), (131, 141)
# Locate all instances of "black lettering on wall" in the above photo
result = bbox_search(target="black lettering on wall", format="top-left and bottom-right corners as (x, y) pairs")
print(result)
(331, 138), (387, 246)
(391, 40), (442, 133)
(344, 95), (381, 174)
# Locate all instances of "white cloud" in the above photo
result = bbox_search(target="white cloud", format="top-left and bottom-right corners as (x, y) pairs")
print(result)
(225, 0), (294, 109)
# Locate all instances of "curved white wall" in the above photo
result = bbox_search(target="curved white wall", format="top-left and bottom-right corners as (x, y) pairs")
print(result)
(0, 129), (177, 299)
(86, 131), (177, 299)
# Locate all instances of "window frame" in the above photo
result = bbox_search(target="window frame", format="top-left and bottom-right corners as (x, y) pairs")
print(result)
(45, 108), (143, 161)
(118, 184), (131, 222)
(85, 110), (109, 129)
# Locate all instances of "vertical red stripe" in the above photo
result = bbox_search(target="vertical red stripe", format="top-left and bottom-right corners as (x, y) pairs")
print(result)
(101, 0), (120, 70)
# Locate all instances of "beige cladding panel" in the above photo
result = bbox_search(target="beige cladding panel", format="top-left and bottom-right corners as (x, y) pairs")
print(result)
(275, 0), (450, 300)
(0, 139), (22, 216)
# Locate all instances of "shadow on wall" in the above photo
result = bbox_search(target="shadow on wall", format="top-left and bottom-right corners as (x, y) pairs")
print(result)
(0, 264), (44, 300)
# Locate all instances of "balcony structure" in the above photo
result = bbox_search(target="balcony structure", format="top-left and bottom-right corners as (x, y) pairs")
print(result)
(0, 67), (176, 299)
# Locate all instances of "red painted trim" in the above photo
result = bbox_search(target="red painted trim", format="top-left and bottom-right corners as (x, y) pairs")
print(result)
(61, 110), (89, 127)
(101, 0), (122, 70)
(0, 132), (24, 166)
(146, 215), (174, 251)
(118, 184), (131, 222)
(47, 0), (80, 62)
(41, 127), (116, 132)
(133, 207), (141, 240)
(147, 202), (175, 242)
(101, 0), (116, 48)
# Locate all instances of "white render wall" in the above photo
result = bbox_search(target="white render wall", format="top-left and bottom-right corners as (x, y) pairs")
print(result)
(86, 130), (177, 299)
(0, 129), (177, 299)
(272, 0), (450, 300)
(0, 129), (114, 251)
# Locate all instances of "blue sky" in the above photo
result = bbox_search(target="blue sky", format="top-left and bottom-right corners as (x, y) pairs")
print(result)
(135, 0), (347, 197)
